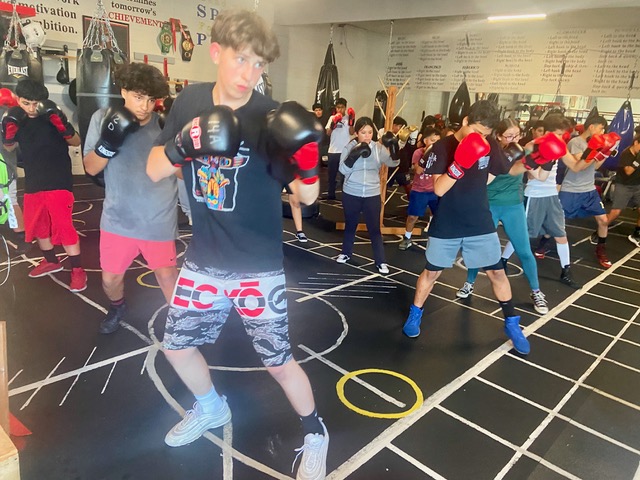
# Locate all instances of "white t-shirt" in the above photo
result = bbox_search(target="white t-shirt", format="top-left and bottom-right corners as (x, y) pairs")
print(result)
(326, 115), (352, 154)
(524, 162), (559, 198)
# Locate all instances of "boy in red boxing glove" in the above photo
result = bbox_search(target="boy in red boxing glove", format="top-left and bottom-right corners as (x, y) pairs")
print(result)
(559, 115), (613, 268)
(402, 100), (531, 356)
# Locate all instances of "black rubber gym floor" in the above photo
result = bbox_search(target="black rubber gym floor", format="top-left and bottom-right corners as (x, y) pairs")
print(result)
(1, 174), (639, 480)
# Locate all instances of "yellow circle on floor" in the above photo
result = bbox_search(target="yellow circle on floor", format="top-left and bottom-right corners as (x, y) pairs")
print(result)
(336, 368), (423, 419)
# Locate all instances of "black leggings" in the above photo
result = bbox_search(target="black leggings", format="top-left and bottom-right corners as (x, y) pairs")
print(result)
(341, 192), (385, 265)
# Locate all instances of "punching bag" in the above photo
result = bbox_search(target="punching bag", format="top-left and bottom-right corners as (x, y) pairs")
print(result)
(314, 42), (339, 113)
(0, 48), (44, 91)
(585, 106), (599, 124)
(76, 48), (126, 187)
(603, 101), (635, 171)
(448, 80), (471, 129)
(372, 90), (387, 141)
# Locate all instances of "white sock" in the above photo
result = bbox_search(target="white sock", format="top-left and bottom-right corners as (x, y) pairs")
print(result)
(557, 242), (571, 267)
(404, 231), (412, 240)
(195, 386), (223, 413)
(502, 241), (514, 259)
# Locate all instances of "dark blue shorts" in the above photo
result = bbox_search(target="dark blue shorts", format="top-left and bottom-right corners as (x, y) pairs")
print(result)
(558, 190), (606, 218)
(407, 190), (439, 217)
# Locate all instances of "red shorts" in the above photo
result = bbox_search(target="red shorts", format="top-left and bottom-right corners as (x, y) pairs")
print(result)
(100, 230), (177, 274)
(23, 190), (79, 245)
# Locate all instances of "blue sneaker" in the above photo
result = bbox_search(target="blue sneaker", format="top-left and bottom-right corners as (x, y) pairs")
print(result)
(504, 316), (530, 355)
(402, 304), (423, 338)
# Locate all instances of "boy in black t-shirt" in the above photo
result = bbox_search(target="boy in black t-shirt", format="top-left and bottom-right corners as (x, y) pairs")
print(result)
(402, 100), (530, 355)
(1, 78), (86, 292)
(146, 10), (328, 479)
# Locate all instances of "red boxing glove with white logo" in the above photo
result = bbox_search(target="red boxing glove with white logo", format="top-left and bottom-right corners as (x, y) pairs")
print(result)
(291, 142), (320, 184)
(582, 132), (621, 163)
(447, 132), (490, 180)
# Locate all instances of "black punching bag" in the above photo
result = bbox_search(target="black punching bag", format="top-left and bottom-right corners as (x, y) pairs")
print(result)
(448, 80), (471, 129)
(0, 48), (44, 91)
(76, 48), (126, 187)
(372, 90), (387, 141)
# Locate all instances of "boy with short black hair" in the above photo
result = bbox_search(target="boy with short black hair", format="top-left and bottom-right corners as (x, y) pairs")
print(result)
(402, 100), (531, 355)
(1, 78), (86, 291)
(146, 9), (328, 480)
(83, 62), (176, 334)
(324, 97), (354, 200)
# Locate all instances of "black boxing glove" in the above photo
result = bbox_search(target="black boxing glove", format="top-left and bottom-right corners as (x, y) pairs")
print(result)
(37, 99), (75, 139)
(94, 106), (140, 158)
(1, 106), (27, 146)
(503, 142), (525, 164)
(165, 106), (241, 167)
(381, 131), (400, 159)
(344, 142), (371, 168)
(266, 101), (323, 184)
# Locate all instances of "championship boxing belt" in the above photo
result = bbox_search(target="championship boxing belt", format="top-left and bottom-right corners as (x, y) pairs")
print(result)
(158, 22), (172, 54)
(180, 27), (194, 62)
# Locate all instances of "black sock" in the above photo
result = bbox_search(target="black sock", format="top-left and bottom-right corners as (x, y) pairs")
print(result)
(635, 226), (640, 235)
(13, 231), (25, 242)
(300, 409), (323, 436)
(499, 299), (516, 318)
(110, 297), (125, 308)
(598, 236), (606, 244)
(42, 249), (58, 264)
(69, 254), (82, 268)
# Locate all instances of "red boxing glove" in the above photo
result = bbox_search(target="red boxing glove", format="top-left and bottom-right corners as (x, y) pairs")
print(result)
(523, 132), (567, 170)
(0, 88), (17, 108)
(291, 142), (319, 185)
(153, 98), (165, 113)
(447, 132), (490, 180)
(583, 132), (621, 162)
(347, 107), (355, 127)
(330, 113), (343, 129)
(562, 128), (573, 144)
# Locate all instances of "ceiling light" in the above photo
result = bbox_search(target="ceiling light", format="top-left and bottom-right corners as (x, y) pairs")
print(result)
(487, 14), (547, 22)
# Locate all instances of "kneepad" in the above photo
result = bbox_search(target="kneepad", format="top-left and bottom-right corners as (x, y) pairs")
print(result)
(483, 260), (505, 271)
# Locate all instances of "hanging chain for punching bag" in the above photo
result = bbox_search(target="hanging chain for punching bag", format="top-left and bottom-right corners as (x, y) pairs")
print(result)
(84, 0), (124, 63)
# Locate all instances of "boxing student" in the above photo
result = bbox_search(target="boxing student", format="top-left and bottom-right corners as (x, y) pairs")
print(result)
(324, 97), (354, 200)
(146, 10), (328, 480)
(83, 62), (176, 335)
(401, 100), (530, 355)
(560, 115), (618, 269)
(1, 78), (86, 292)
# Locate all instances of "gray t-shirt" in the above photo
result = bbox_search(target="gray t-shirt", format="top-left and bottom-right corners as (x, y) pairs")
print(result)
(562, 136), (596, 193)
(84, 109), (178, 241)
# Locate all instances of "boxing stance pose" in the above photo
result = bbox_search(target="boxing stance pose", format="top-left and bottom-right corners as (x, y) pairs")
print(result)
(336, 117), (400, 274)
(324, 97), (354, 200)
(83, 62), (176, 334)
(457, 119), (563, 315)
(560, 115), (618, 269)
(1, 79), (86, 291)
(146, 10), (328, 480)
(402, 101), (530, 355)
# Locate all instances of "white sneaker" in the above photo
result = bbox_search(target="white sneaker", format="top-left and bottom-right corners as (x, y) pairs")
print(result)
(293, 418), (329, 480)
(336, 254), (350, 264)
(165, 398), (232, 447)
(377, 263), (389, 274)
(456, 281), (474, 299)
(531, 290), (549, 314)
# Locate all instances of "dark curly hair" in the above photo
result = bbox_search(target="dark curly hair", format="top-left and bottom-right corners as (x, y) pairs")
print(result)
(115, 62), (169, 99)
(15, 78), (48, 101)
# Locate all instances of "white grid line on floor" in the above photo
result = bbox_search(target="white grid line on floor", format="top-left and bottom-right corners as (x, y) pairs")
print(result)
(325, 247), (640, 480)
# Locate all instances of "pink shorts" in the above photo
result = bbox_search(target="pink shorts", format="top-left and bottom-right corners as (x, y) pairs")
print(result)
(23, 190), (79, 245)
(100, 230), (177, 274)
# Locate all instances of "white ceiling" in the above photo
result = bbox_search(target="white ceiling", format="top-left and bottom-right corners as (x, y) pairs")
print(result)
(274, 0), (639, 33)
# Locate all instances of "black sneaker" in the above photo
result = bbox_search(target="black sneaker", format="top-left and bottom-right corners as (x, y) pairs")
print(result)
(629, 232), (640, 248)
(99, 302), (127, 334)
(589, 231), (598, 245)
(560, 266), (581, 289)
